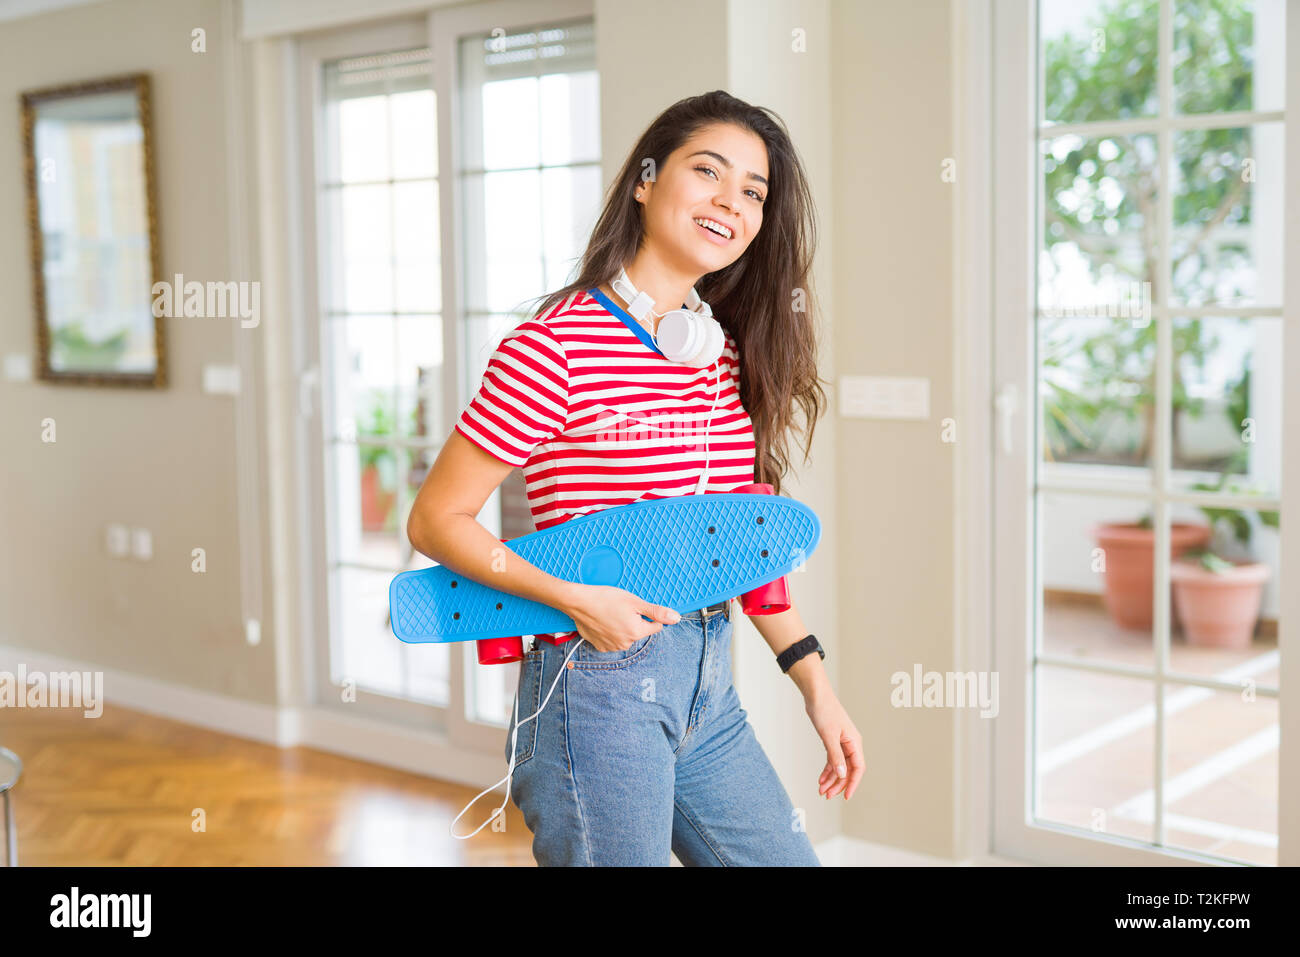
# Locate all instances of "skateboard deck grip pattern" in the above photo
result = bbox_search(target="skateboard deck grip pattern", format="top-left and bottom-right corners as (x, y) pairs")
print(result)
(389, 492), (820, 643)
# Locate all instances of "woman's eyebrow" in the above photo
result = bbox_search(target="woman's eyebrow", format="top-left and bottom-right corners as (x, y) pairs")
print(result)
(687, 150), (768, 187)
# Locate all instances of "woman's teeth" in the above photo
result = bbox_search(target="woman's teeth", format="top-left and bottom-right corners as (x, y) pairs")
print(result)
(693, 217), (732, 240)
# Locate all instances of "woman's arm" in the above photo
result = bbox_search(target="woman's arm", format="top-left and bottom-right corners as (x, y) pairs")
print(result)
(744, 598), (833, 702)
(746, 597), (863, 800)
(407, 430), (581, 615)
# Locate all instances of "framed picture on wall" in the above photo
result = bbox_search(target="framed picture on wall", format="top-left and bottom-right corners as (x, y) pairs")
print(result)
(20, 71), (166, 387)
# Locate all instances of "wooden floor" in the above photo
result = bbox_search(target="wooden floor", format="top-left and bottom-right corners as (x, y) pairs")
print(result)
(2, 701), (536, 866)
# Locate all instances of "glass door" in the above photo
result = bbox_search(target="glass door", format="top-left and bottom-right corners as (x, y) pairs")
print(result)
(994, 0), (1291, 865)
(296, 6), (599, 757)
(441, 8), (600, 733)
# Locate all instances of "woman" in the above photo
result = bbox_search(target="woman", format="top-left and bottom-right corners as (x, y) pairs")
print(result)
(407, 90), (863, 866)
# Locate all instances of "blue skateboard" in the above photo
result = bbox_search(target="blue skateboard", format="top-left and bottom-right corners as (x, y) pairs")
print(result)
(389, 491), (820, 644)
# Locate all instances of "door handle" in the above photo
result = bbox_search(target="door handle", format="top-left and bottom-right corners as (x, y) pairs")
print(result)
(299, 366), (319, 419)
(994, 382), (1019, 455)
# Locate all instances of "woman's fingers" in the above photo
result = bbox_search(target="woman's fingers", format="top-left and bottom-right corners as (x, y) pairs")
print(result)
(824, 770), (846, 799)
(842, 738), (865, 799)
(820, 747), (854, 799)
(819, 761), (843, 798)
(817, 729), (848, 785)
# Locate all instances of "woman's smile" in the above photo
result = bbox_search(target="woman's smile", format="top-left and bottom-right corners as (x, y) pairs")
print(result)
(693, 215), (735, 244)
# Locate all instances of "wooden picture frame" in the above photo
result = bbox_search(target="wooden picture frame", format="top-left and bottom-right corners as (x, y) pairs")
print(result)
(20, 71), (166, 387)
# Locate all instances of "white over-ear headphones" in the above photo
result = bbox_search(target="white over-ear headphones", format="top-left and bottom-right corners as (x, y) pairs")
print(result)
(607, 267), (725, 496)
(611, 267), (726, 368)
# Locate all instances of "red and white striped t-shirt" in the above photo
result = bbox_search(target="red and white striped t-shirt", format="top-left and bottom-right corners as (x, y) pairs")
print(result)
(454, 286), (757, 532)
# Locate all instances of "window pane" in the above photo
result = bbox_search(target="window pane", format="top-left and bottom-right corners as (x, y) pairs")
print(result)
(332, 565), (400, 692)
(393, 180), (440, 313)
(331, 183), (394, 313)
(1174, 0), (1285, 114)
(1170, 316), (1281, 500)
(329, 439), (400, 565)
(457, 19), (599, 318)
(326, 315), (395, 441)
(331, 565), (448, 706)
(1159, 683), (1277, 864)
(541, 164), (602, 290)
(335, 95), (389, 182)
(1035, 666), (1155, 843)
(1039, 314), (1155, 472)
(323, 48), (433, 182)
(539, 69), (600, 165)
(475, 169), (544, 315)
(398, 446), (440, 565)
(460, 20), (597, 172)
(404, 639), (450, 708)
(1037, 493), (1277, 689)
(1171, 124), (1283, 308)
(466, 643), (522, 726)
(328, 506), (449, 709)
(395, 315), (443, 438)
(1168, 503), (1280, 680)
(1040, 0), (1159, 125)
(391, 87), (437, 179)
(1040, 493), (1159, 669)
(460, 312), (520, 407)
(1039, 133), (1157, 315)
(483, 76), (540, 169)
(339, 182), (394, 274)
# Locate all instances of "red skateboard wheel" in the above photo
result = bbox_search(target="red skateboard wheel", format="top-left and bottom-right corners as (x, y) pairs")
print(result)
(730, 483), (791, 615)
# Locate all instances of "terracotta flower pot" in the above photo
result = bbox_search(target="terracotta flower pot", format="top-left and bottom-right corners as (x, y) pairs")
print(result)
(1170, 558), (1270, 649)
(1089, 522), (1212, 630)
(360, 463), (395, 531)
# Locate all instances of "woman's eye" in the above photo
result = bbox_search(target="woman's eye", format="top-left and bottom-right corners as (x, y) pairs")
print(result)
(696, 165), (765, 203)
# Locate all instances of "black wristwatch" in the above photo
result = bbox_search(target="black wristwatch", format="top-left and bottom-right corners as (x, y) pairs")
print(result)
(776, 634), (824, 673)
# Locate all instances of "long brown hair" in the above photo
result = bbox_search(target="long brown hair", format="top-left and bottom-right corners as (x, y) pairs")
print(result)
(516, 90), (826, 495)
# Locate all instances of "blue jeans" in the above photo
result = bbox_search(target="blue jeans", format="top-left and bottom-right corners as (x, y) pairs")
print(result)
(504, 606), (821, 866)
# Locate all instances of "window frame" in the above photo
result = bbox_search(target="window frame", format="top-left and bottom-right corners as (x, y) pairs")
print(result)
(988, 0), (1298, 867)
(294, 1), (599, 761)
(430, 0), (597, 752)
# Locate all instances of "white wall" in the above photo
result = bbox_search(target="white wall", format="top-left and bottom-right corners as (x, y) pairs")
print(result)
(829, 0), (960, 858)
(0, 0), (279, 703)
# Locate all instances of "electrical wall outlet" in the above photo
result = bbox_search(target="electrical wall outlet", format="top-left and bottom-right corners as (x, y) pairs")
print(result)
(3, 354), (32, 381)
(106, 524), (130, 557)
(202, 364), (241, 395)
(131, 528), (153, 561)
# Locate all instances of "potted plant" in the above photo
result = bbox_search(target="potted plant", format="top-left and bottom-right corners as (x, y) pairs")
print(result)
(51, 319), (130, 369)
(1090, 517), (1211, 630)
(1168, 474), (1277, 649)
(358, 390), (398, 532)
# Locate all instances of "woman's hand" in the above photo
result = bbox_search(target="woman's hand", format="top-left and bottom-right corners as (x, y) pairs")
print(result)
(806, 691), (864, 800)
(563, 583), (681, 653)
